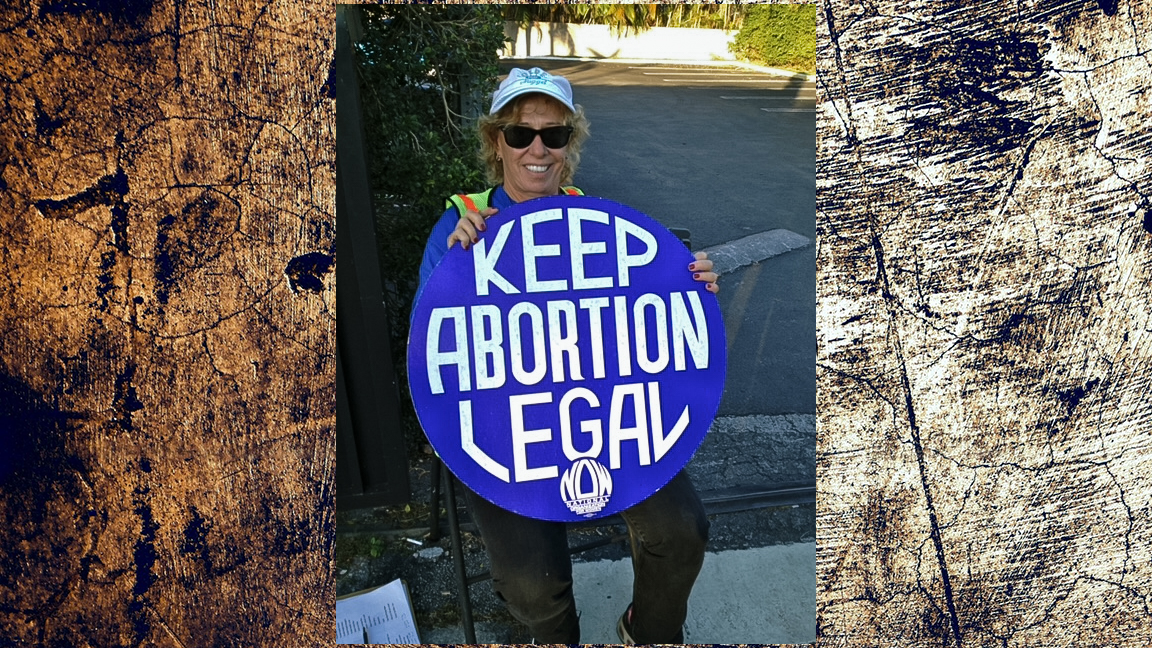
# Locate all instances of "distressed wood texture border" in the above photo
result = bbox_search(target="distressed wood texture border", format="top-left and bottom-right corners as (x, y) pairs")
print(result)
(817, 0), (1151, 646)
(0, 2), (336, 645)
(3, 0), (1151, 646)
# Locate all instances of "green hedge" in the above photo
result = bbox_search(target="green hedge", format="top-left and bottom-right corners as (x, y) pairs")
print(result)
(352, 5), (506, 435)
(729, 4), (816, 74)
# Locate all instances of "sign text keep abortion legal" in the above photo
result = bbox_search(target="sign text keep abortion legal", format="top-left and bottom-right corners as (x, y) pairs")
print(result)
(409, 196), (726, 522)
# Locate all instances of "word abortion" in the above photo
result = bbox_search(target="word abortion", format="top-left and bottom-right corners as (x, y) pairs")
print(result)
(426, 291), (710, 394)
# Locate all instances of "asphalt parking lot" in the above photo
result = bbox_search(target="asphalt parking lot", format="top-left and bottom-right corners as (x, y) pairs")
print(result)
(502, 58), (817, 416)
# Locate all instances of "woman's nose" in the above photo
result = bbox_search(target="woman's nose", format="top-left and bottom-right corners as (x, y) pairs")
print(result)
(527, 133), (548, 155)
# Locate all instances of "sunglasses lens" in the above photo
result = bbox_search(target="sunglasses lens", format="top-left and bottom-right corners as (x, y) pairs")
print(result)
(503, 126), (534, 148)
(540, 127), (572, 148)
(502, 126), (572, 149)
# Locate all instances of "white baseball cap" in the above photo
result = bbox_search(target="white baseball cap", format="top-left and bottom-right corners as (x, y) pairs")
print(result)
(490, 67), (575, 115)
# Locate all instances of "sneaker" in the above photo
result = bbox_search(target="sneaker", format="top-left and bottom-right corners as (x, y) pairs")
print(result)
(616, 604), (636, 645)
(616, 603), (685, 645)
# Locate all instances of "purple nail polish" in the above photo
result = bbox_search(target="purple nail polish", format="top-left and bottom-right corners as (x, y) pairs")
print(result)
(693, 273), (700, 279)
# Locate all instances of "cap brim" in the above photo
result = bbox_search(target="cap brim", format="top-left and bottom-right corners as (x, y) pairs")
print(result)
(491, 87), (575, 115)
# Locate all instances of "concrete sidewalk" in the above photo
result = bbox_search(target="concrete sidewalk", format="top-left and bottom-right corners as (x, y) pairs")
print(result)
(422, 542), (816, 644)
(574, 543), (816, 644)
(417, 413), (817, 644)
(337, 412), (816, 644)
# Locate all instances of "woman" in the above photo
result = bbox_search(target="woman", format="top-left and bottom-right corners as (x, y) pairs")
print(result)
(417, 67), (718, 643)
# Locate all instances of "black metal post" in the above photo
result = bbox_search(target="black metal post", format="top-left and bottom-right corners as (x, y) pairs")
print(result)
(427, 457), (442, 542)
(443, 469), (476, 642)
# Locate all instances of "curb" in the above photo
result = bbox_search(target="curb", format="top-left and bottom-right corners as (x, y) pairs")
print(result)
(701, 229), (814, 277)
(499, 54), (814, 81)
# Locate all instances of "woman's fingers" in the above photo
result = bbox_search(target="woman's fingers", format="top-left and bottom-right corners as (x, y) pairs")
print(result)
(462, 208), (487, 233)
(447, 207), (499, 250)
(447, 219), (478, 250)
(690, 251), (720, 293)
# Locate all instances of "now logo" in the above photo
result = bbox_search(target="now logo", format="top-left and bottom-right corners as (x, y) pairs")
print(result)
(560, 458), (613, 517)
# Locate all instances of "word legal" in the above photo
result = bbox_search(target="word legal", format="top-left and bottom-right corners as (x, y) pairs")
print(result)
(457, 381), (690, 484)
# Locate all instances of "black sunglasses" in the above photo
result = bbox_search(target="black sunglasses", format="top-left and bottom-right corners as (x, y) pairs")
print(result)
(501, 125), (574, 149)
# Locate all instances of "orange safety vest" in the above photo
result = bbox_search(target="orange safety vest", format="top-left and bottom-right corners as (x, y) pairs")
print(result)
(446, 186), (583, 217)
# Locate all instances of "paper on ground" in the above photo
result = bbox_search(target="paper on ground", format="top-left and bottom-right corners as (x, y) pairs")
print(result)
(336, 579), (421, 644)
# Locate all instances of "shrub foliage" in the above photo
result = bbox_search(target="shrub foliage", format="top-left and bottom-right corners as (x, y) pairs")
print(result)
(729, 4), (817, 74)
(351, 4), (505, 428)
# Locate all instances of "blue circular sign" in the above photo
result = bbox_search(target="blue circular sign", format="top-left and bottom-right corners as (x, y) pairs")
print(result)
(409, 195), (726, 521)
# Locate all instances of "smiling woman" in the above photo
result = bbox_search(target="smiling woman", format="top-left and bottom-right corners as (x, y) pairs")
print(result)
(493, 96), (573, 202)
(412, 66), (721, 644)
(475, 68), (591, 203)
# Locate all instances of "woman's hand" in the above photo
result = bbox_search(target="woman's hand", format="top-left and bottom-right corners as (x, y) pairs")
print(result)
(690, 251), (719, 293)
(447, 207), (499, 251)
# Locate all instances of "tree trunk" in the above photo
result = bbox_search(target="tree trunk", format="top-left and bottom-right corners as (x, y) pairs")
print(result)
(818, 0), (1152, 645)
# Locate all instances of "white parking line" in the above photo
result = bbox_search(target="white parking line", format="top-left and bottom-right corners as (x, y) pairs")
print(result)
(663, 79), (800, 83)
(643, 71), (790, 77)
(628, 66), (763, 71)
(721, 96), (815, 100)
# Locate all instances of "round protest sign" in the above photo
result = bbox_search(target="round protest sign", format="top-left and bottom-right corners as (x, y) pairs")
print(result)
(409, 195), (726, 522)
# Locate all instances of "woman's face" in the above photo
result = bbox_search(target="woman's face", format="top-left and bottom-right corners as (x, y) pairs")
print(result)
(498, 95), (570, 202)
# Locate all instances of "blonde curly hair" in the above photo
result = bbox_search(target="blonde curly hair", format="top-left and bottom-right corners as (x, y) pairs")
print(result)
(477, 94), (590, 187)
